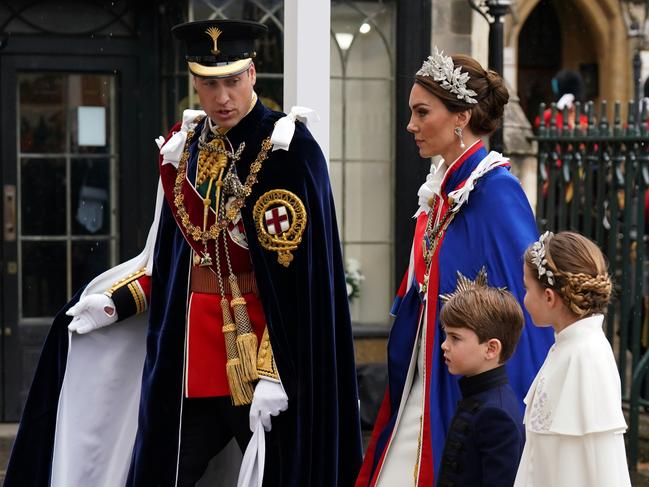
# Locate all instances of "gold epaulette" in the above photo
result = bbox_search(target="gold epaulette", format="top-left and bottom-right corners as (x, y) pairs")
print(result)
(257, 326), (280, 381)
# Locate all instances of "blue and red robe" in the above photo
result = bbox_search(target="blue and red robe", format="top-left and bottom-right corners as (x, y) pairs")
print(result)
(356, 141), (554, 486)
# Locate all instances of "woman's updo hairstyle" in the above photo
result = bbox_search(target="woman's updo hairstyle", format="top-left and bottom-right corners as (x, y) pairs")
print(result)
(414, 54), (509, 136)
(524, 231), (612, 318)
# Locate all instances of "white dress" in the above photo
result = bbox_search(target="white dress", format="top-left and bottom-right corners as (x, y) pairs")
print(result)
(514, 314), (631, 487)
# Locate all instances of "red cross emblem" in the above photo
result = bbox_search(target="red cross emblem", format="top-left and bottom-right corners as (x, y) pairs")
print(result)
(265, 206), (289, 235)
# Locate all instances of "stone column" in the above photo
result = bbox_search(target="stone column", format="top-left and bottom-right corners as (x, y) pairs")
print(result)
(283, 0), (330, 160)
(503, 86), (538, 211)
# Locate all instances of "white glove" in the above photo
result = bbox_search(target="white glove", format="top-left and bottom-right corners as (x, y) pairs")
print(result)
(66, 293), (118, 334)
(249, 378), (288, 432)
(154, 135), (165, 149)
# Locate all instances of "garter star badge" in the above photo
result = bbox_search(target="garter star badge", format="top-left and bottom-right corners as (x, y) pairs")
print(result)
(253, 189), (307, 267)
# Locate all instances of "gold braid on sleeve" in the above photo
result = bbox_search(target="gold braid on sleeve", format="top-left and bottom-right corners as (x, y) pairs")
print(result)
(105, 268), (148, 320)
(257, 326), (280, 381)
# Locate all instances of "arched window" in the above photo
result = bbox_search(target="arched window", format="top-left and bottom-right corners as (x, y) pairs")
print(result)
(331, 1), (396, 324)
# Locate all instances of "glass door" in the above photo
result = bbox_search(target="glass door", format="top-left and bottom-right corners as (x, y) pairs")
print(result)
(1, 53), (141, 421)
(18, 72), (118, 321)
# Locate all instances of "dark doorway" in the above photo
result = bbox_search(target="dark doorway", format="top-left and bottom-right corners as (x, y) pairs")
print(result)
(517, 0), (562, 124)
(0, 2), (158, 420)
(393, 0), (431, 285)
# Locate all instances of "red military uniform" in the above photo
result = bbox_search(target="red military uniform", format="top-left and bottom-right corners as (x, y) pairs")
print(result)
(107, 156), (272, 400)
(534, 108), (588, 132)
(184, 220), (266, 397)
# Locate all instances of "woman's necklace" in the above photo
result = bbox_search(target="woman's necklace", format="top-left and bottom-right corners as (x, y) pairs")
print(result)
(421, 194), (456, 294)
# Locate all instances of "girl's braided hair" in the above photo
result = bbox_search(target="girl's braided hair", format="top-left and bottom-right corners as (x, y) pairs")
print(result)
(524, 231), (612, 317)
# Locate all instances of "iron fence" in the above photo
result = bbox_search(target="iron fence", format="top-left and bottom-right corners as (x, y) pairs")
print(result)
(534, 100), (649, 468)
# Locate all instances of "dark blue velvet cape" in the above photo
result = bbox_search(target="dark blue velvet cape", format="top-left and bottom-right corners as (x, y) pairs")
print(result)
(5, 101), (362, 487)
(4, 294), (76, 487)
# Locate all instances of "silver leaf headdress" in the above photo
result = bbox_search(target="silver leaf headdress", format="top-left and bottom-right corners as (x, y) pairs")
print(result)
(417, 47), (478, 105)
(440, 267), (503, 302)
(530, 231), (555, 286)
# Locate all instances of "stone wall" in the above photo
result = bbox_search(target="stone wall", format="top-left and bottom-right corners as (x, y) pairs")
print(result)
(431, 0), (538, 208)
(431, 0), (473, 55)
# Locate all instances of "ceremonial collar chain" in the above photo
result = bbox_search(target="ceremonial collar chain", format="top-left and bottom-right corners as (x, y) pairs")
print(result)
(198, 136), (245, 157)
(417, 47), (478, 105)
(530, 231), (555, 286)
(173, 122), (272, 244)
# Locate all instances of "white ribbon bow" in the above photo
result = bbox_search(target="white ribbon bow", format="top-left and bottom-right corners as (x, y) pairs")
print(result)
(237, 420), (265, 487)
(155, 109), (206, 168)
(414, 159), (445, 218)
(271, 106), (320, 152)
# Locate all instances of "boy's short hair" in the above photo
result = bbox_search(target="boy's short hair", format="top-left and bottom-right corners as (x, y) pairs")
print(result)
(440, 286), (524, 363)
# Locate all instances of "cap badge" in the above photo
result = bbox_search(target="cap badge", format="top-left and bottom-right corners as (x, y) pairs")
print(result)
(205, 26), (223, 55)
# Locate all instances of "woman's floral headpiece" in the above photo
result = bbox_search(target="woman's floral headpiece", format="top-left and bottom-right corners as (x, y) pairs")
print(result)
(530, 231), (555, 286)
(417, 47), (478, 105)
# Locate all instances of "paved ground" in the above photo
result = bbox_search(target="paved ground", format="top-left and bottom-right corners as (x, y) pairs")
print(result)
(0, 423), (17, 483)
(2, 422), (649, 485)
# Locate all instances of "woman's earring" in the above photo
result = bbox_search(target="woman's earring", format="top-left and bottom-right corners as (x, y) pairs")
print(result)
(454, 127), (465, 149)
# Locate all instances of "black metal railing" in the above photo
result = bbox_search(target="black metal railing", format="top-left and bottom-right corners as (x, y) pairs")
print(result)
(534, 100), (649, 469)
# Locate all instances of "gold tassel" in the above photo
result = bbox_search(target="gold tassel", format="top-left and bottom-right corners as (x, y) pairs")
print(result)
(229, 274), (259, 382)
(221, 298), (254, 405)
(237, 333), (259, 382)
(225, 358), (254, 406)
